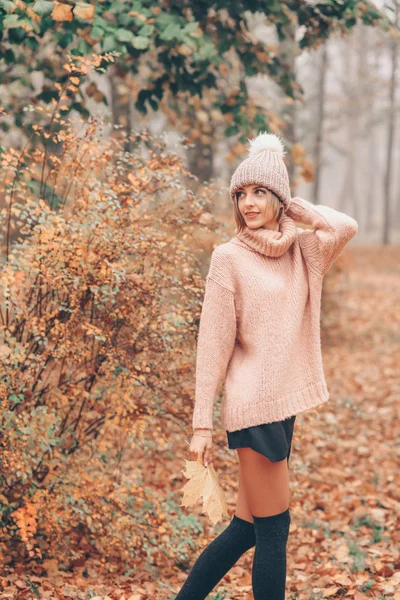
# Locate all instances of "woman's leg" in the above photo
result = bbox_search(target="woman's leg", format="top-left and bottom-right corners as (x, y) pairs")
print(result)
(234, 456), (254, 522)
(175, 459), (255, 599)
(237, 448), (292, 600)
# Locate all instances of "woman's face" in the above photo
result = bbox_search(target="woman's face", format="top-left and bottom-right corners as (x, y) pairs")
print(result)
(236, 185), (280, 229)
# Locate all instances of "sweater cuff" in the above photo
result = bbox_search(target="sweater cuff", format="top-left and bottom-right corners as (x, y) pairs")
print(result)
(288, 196), (332, 230)
(288, 196), (358, 276)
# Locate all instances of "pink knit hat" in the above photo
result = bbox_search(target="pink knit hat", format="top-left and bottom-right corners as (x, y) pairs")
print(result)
(229, 132), (292, 210)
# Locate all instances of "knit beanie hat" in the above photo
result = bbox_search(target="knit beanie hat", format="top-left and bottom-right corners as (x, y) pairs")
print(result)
(229, 132), (292, 210)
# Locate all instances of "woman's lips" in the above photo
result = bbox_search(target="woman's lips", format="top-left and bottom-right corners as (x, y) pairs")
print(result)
(246, 212), (260, 219)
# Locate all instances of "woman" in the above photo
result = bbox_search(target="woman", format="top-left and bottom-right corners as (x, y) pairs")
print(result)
(175, 132), (358, 599)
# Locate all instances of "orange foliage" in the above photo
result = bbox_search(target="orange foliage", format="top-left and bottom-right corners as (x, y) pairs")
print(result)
(0, 53), (228, 574)
(11, 503), (39, 559)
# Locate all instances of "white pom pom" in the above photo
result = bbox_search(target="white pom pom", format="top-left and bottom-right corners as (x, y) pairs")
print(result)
(247, 131), (286, 158)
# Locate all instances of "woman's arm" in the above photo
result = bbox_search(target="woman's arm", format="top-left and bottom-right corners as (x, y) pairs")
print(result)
(287, 196), (359, 277)
(192, 254), (237, 432)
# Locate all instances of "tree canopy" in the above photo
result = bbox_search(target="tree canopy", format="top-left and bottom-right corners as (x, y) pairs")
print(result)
(0, 0), (391, 140)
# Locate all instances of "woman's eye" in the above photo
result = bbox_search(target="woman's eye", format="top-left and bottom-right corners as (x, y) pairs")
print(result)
(255, 189), (265, 194)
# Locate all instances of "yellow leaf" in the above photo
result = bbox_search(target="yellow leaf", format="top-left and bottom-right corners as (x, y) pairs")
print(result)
(196, 110), (209, 124)
(180, 457), (229, 524)
(74, 3), (95, 20)
(291, 142), (306, 163)
(177, 44), (193, 57)
(51, 2), (73, 22)
(219, 64), (229, 77)
(43, 558), (59, 576)
(332, 572), (353, 586)
(323, 587), (340, 598)
(334, 543), (349, 561)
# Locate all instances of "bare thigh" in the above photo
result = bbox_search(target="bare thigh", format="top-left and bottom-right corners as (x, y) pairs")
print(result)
(236, 448), (291, 518)
(234, 457), (254, 523)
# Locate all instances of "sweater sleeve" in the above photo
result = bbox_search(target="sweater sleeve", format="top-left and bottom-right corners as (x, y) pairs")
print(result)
(287, 196), (359, 277)
(192, 249), (237, 432)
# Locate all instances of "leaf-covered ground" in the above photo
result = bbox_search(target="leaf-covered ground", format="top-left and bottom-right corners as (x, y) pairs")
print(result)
(1, 245), (399, 599)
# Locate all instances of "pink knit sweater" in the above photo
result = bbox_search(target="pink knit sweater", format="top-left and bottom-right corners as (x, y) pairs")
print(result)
(192, 196), (358, 433)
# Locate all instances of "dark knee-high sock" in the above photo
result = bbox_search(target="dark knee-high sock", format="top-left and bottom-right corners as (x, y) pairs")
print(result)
(175, 514), (256, 599)
(252, 508), (291, 600)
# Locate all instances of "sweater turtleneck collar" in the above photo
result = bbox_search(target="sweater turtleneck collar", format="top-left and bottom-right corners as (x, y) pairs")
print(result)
(231, 214), (297, 258)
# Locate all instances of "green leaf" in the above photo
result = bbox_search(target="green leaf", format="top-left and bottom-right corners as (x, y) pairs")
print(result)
(32, 0), (54, 17)
(182, 21), (198, 34)
(131, 35), (150, 49)
(2, 0), (17, 12)
(4, 14), (33, 32)
(155, 12), (176, 28)
(57, 31), (74, 48)
(108, 1), (128, 14)
(218, 39), (232, 53)
(77, 37), (92, 54)
(25, 37), (39, 51)
(91, 16), (109, 29)
(225, 124), (239, 136)
(193, 40), (217, 62)
(148, 97), (158, 111)
(36, 90), (58, 104)
(114, 29), (134, 43)
(3, 14), (21, 28)
(90, 25), (104, 40)
(138, 23), (154, 37)
(254, 113), (268, 126)
(3, 48), (15, 64)
(135, 90), (149, 114)
(244, 64), (258, 76)
(102, 34), (117, 52)
(159, 22), (183, 42)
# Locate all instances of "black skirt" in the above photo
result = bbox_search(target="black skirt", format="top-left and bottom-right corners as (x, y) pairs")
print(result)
(226, 415), (296, 463)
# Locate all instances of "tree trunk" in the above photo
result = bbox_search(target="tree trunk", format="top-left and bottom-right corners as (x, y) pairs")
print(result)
(365, 28), (381, 232)
(109, 65), (133, 154)
(278, 18), (298, 185)
(187, 140), (214, 186)
(312, 42), (328, 205)
(383, 0), (399, 243)
(338, 36), (357, 216)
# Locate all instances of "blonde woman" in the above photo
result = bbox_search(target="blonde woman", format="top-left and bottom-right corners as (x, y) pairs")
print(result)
(175, 133), (358, 599)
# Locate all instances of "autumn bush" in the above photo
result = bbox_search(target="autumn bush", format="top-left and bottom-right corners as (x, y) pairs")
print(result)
(0, 53), (228, 576)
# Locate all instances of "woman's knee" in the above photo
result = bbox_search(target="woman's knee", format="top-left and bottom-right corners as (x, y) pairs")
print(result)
(237, 447), (291, 517)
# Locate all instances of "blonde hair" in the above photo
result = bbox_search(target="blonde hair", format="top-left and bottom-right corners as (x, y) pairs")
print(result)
(233, 188), (283, 234)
